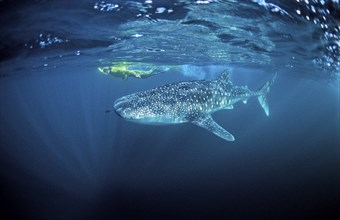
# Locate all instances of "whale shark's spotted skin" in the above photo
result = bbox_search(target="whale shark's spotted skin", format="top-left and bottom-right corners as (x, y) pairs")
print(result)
(114, 71), (276, 141)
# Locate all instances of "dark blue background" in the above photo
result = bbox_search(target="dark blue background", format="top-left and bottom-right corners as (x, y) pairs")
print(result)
(1, 66), (339, 219)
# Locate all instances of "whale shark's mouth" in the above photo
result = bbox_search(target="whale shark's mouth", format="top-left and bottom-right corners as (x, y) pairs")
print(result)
(114, 98), (145, 121)
(113, 98), (131, 119)
(114, 105), (134, 120)
(114, 107), (124, 119)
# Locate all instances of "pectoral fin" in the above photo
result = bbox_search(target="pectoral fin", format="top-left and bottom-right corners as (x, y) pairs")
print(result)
(192, 114), (235, 141)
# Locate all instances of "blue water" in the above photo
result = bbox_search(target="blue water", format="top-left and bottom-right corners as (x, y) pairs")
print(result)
(1, 1), (339, 219)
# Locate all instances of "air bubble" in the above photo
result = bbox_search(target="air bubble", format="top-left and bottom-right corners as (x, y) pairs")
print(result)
(155, 7), (166, 14)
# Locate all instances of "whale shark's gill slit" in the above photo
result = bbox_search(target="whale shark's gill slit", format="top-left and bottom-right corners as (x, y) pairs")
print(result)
(192, 114), (235, 142)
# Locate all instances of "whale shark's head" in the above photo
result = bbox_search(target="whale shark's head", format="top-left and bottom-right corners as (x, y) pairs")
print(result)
(114, 93), (189, 125)
(114, 96), (171, 124)
(114, 105), (134, 120)
(114, 97), (143, 121)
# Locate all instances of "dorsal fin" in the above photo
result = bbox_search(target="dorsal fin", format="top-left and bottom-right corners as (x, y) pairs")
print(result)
(218, 70), (233, 85)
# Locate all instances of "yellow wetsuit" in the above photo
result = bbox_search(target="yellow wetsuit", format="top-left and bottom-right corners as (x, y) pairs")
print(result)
(98, 62), (158, 79)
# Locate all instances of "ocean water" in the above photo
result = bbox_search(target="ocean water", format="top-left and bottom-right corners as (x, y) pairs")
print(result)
(0, 0), (339, 219)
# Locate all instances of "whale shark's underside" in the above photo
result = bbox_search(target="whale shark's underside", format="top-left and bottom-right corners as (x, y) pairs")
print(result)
(114, 71), (276, 141)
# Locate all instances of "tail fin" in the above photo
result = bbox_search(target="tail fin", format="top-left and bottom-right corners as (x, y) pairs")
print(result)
(257, 73), (277, 116)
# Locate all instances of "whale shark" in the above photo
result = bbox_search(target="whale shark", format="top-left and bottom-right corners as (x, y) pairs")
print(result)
(114, 71), (276, 141)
